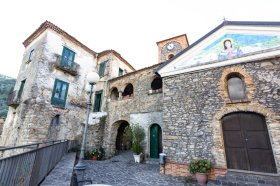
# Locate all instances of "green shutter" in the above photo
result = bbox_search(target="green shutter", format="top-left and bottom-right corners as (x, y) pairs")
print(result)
(51, 79), (69, 107)
(61, 47), (75, 68)
(93, 90), (103, 112)
(17, 79), (26, 99)
(98, 61), (107, 77)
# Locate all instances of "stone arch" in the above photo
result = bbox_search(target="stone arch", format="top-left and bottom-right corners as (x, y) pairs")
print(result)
(219, 67), (255, 103)
(210, 103), (280, 172)
(151, 76), (163, 91)
(110, 87), (119, 101)
(122, 83), (133, 97)
(110, 120), (130, 154)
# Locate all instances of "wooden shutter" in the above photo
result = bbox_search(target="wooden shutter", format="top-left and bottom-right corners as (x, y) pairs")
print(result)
(17, 79), (26, 99)
(51, 79), (69, 107)
(93, 90), (103, 112)
(61, 47), (75, 68)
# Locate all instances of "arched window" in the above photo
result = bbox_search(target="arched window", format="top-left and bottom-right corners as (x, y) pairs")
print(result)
(151, 77), (162, 91)
(110, 87), (119, 100)
(51, 115), (60, 127)
(122, 83), (133, 97)
(227, 74), (246, 101)
(167, 54), (174, 60)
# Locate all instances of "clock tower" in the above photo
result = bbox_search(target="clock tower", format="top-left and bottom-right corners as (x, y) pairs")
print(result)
(156, 34), (189, 63)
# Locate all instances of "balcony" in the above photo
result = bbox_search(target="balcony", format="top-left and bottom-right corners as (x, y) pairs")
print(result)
(7, 91), (20, 107)
(54, 55), (79, 76)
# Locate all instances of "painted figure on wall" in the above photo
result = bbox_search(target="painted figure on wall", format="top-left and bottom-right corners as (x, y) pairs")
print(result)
(218, 38), (243, 60)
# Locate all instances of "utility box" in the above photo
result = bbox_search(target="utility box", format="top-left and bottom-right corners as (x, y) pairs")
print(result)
(159, 153), (166, 164)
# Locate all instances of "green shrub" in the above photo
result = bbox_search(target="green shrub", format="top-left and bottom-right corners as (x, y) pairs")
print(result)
(189, 159), (211, 174)
(125, 123), (145, 155)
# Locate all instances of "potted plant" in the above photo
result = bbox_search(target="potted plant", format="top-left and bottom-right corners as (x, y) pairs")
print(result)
(189, 159), (212, 185)
(84, 150), (93, 160)
(91, 147), (105, 160)
(124, 123), (145, 163)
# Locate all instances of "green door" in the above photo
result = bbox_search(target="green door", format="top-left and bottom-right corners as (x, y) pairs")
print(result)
(150, 124), (161, 158)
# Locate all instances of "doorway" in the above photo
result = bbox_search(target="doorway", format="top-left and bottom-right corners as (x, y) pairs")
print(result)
(222, 112), (276, 173)
(150, 124), (162, 158)
(115, 121), (131, 151)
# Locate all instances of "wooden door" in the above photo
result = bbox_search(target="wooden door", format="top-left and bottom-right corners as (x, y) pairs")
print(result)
(222, 112), (276, 173)
(150, 124), (161, 158)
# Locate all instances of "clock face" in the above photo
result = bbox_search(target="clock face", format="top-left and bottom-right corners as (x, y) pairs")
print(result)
(167, 43), (174, 50)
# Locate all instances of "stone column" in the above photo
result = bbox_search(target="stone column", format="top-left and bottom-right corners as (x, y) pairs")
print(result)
(118, 91), (123, 100)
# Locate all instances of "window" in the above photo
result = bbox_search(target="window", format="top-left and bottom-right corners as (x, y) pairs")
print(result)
(122, 84), (133, 97)
(93, 90), (103, 112)
(227, 75), (246, 101)
(61, 47), (75, 68)
(28, 49), (35, 61)
(167, 54), (174, 60)
(98, 61), (107, 77)
(110, 87), (119, 100)
(151, 77), (162, 90)
(17, 79), (26, 99)
(51, 79), (69, 107)
(51, 115), (60, 127)
(118, 68), (124, 76)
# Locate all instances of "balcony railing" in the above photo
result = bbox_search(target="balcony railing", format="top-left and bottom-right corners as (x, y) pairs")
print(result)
(54, 55), (79, 76)
(7, 91), (20, 107)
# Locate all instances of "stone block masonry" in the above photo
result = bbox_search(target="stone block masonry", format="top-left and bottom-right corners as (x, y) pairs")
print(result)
(162, 57), (280, 176)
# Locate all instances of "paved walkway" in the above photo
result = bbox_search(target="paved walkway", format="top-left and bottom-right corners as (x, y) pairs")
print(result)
(77, 151), (187, 186)
(41, 153), (76, 186)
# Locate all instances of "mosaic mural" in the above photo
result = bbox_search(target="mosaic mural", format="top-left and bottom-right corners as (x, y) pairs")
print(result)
(178, 33), (280, 68)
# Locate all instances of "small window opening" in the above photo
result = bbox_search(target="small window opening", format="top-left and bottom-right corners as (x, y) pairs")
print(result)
(227, 74), (246, 101)
(167, 54), (174, 60)
(51, 115), (60, 127)
(151, 77), (162, 91)
(119, 68), (124, 76)
(111, 88), (119, 100)
(29, 49), (35, 61)
(122, 84), (133, 97)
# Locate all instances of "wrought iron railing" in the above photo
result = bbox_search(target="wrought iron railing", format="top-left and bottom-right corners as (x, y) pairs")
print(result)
(0, 140), (76, 186)
(7, 90), (20, 107)
(54, 55), (79, 76)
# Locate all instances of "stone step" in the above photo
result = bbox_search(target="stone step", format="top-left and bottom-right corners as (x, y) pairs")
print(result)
(145, 158), (160, 165)
(208, 171), (280, 186)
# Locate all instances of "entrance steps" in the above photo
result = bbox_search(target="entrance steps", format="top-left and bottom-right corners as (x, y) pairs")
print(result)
(146, 158), (159, 165)
(208, 171), (280, 186)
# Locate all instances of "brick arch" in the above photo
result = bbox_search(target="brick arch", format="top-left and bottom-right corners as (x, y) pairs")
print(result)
(218, 67), (256, 102)
(210, 103), (280, 172)
(121, 83), (133, 92)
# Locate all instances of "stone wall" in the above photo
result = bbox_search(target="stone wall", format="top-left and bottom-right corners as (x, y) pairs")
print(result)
(161, 57), (280, 177)
(104, 64), (163, 156)
(0, 117), (5, 137)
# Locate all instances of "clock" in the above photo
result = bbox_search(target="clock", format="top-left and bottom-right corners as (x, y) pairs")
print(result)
(167, 43), (174, 50)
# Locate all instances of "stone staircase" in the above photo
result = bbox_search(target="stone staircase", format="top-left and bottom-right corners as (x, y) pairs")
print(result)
(208, 171), (280, 186)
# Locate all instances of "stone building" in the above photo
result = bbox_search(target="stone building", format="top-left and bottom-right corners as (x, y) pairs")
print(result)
(1, 20), (280, 180)
(156, 21), (280, 178)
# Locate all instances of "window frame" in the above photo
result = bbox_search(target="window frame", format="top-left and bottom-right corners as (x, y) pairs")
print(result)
(17, 79), (26, 99)
(118, 68), (124, 77)
(227, 75), (246, 101)
(28, 49), (35, 61)
(51, 79), (69, 107)
(61, 47), (75, 68)
(93, 90), (103, 112)
(98, 61), (107, 77)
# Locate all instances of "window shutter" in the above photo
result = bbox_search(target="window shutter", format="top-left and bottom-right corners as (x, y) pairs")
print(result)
(61, 47), (75, 68)
(51, 79), (69, 107)
(93, 90), (103, 112)
(17, 79), (26, 99)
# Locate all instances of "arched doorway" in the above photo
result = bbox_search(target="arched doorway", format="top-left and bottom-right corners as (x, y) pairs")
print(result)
(222, 112), (276, 173)
(150, 124), (162, 158)
(115, 121), (131, 151)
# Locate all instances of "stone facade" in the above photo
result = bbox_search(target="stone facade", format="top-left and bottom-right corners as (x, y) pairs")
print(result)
(1, 24), (97, 147)
(161, 57), (280, 177)
(103, 64), (164, 157)
(0, 117), (4, 137)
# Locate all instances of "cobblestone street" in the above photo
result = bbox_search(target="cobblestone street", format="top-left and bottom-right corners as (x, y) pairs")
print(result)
(77, 151), (187, 186)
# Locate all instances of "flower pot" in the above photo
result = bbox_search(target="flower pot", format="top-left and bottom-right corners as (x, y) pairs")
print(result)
(195, 173), (208, 185)
(133, 154), (142, 163)
(92, 155), (98, 160)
